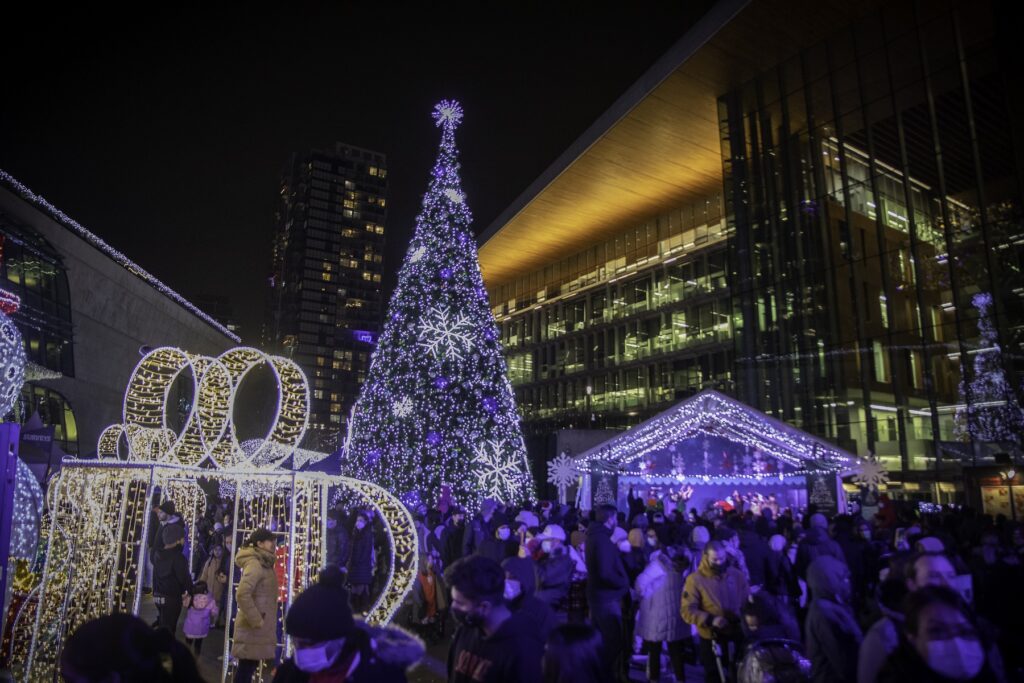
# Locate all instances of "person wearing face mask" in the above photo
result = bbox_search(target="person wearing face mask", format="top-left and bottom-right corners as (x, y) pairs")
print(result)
(682, 540), (750, 683)
(804, 555), (862, 683)
(877, 586), (1000, 683)
(325, 510), (352, 572)
(586, 504), (631, 682)
(273, 566), (424, 682)
(635, 530), (690, 683)
(502, 555), (557, 641)
(446, 555), (544, 683)
(476, 522), (517, 564)
(534, 525), (574, 617)
(348, 512), (375, 614)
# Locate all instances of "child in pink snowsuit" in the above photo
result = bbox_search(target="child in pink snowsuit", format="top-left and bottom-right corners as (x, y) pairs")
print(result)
(183, 580), (219, 655)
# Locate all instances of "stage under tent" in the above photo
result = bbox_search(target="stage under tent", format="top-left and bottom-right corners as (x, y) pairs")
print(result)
(574, 390), (857, 518)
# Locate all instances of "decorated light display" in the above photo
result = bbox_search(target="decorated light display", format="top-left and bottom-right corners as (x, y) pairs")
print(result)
(0, 307), (26, 418)
(954, 292), (1024, 445)
(344, 101), (534, 509)
(547, 453), (581, 504)
(577, 390), (854, 478)
(852, 455), (889, 491)
(11, 346), (418, 683)
(9, 458), (43, 560)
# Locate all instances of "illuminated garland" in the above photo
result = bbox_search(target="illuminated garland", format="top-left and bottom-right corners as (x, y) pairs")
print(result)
(0, 169), (240, 342)
(0, 308), (27, 417)
(578, 390), (854, 472)
(345, 101), (534, 509)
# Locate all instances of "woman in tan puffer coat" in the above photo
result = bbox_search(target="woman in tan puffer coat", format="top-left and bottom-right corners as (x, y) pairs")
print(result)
(232, 528), (279, 683)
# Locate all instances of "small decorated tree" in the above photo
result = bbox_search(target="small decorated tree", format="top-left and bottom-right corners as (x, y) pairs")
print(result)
(343, 101), (534, 509)
(954, 292), (1024, 446)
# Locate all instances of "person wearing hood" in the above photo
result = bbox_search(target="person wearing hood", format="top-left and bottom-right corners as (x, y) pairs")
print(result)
(502, 556), (557, 641)
(410, 552), (448, 643)
(534, 525), (574, 615)
(586, 504), (631, 681)
(477, 522), (517, 564)
(446, 555), (544, 682)
(635, 533), (690, 683)
(682, 540), (750, 683)
(795, 513), (846, 581)
(233, 528), (280, 683)
(877, 586), (1001, 683)
(274, 566), (424, 682)
(443, 507), (468, 568)
(325, 510), (352, 571)
(805, 555), (862, 683)
(152, 522), (192, 633)
(464, 498), (500, 557)
(688, 525), (710, 574)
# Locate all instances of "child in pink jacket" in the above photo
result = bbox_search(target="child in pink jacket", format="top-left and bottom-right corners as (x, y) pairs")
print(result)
(182, 580), (219, 655)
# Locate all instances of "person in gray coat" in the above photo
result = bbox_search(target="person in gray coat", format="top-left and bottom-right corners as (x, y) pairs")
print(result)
(634, 537), (690, 683)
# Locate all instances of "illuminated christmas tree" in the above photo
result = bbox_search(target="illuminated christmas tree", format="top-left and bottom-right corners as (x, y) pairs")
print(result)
(343, 101), (534, 509)
(954, 292), (1024, 445)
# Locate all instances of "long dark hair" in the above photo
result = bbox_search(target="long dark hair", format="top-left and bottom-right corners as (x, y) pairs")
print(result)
(542, 624), (612, 683)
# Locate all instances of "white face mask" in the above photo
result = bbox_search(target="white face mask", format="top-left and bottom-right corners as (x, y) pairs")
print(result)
(294, 638), (345, 673)
(923, 637), (984, 680)
(504, 579), (522, 601)
(646, 538), (658, 547)
(355, 520), (366, 530)
(618, 541), (632, 553)
(497, 528), (511, 541)
(541, 540), (555, 554)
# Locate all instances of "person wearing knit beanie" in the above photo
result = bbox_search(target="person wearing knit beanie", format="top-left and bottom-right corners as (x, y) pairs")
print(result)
(275, 566), (425, 681)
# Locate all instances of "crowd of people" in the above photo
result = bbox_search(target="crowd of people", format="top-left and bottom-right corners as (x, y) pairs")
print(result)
(59, 487), (1024, 683)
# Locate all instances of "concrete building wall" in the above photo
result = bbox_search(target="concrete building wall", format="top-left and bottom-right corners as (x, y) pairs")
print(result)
(0, 184), (235, 455)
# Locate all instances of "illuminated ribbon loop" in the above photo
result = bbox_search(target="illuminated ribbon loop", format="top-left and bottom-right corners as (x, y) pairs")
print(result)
(111, 346), (309, 469)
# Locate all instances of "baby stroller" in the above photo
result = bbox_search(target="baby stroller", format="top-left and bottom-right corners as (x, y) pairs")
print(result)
(736, 638), (811, 683)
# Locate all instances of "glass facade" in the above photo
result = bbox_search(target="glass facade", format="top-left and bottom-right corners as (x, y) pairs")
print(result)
(0, 211), (79, 454)
(487, 0), (1022, 495)
(490, 196), (734, 433)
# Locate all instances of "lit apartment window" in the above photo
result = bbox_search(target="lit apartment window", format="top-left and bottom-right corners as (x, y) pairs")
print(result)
(369, 166), (378, 176)
(363, 271), (373, 281)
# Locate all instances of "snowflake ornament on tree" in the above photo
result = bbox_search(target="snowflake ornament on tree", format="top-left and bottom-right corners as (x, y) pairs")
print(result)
(472, 438), (522, 501)
(410, 246), (427, 263)
(444, 189), (464, 204)
(547, 453), (581, 504)
(852, 456), (889, 491)
(392, 397), (413, 418)
(417, 306), (474, 361)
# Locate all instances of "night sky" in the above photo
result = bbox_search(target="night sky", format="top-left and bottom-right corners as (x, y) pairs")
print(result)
(1, 5), (713, 340)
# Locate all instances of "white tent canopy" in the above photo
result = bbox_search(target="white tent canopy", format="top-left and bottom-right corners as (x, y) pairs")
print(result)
(576, 389), (857, 475)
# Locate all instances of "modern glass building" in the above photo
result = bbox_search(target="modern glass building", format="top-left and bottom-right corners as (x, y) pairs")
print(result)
(479, 0), (1023, 499)
(265, 143), (388, 450)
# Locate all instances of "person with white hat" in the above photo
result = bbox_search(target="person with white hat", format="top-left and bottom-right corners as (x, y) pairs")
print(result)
(535, 524), (574, 618)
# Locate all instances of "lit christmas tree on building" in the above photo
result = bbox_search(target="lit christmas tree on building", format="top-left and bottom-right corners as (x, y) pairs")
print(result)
(342, 101), (534, 509)
(954, 292), (1024, 446)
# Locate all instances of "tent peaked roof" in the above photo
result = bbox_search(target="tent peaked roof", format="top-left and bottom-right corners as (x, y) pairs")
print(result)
(576, 389), (856, 472)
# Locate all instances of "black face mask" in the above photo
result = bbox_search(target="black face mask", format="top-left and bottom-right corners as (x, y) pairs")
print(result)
(451, 606), (483, 628)
(709, 562), (727, 575)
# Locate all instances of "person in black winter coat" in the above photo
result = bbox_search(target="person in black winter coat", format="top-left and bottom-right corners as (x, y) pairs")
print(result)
(585, 505), (630, 680)
(502, 556), (557, 642)
(476, 523), (517, 564)
(152, 524), (193, 632)
(348, 512), (375, 613)
(737, 522), (770, 587)
(446, 555), (545, 683)
(325, 511), (351, 569)
(795, 514), (846, 580)
(442, 508), (468, 568)
(804, 555), (862, 683)
(273, 566), (424, 683)
(763, 534), (800, 606)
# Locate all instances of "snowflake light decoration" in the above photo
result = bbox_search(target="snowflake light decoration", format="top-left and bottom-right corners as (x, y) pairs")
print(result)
(444, 188), (464, 204)
(852, 455), (889, 491)
(472, 438), (520, 501)
(409, 246), (426, 263)
(392, 396), (413, 418)
(417, 306), (474, 361)
(432, 100), (464, 129)
(547, 453), (581, 504)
